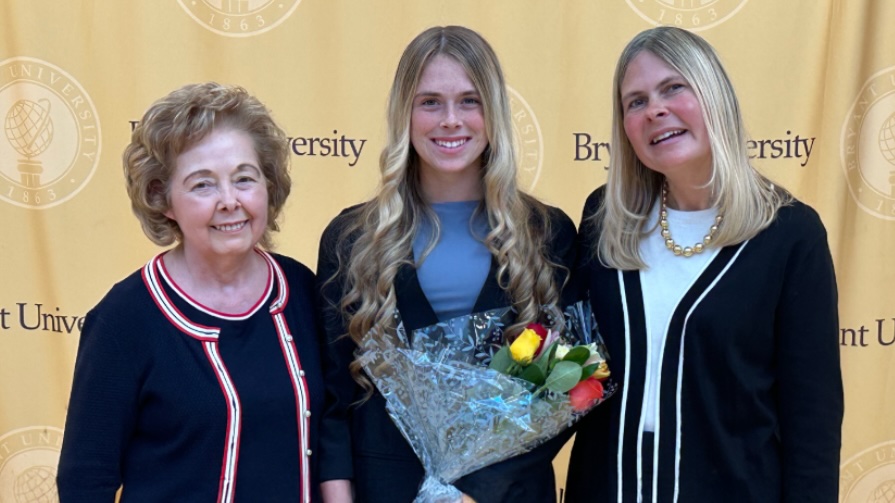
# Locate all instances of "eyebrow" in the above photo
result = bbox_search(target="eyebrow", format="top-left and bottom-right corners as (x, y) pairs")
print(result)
(181, 164), (261, 183)
(235, 163), (262, 175)
(414, 89), (480, 99)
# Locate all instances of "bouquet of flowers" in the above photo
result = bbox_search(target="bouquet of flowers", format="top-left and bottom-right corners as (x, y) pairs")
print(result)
(355, 300), (616, 503)
(488, 319), (611, 413)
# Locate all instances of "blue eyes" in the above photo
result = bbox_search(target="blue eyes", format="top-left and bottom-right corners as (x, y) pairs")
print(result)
(418, 97), (481, 107)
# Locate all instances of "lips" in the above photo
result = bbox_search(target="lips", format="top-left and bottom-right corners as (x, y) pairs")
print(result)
(433, 138), (469, 149)
(213, 221), (247, 232)
(650, 129), (686, 144)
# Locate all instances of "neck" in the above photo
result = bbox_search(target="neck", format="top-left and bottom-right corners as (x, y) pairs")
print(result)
(421, 173), (483, 203)
(165, 245), (262, 289)
(664, 180), (713, 211)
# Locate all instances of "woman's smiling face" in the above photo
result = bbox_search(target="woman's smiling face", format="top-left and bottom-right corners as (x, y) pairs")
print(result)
(620, 50), (712, 182)
(410, 54), (488, 201)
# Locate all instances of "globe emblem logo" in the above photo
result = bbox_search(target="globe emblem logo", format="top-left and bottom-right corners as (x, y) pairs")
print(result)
(840, 66), (895, 220)
(0, 427), (63, 503)
(839, 441), (895, 502)
(868, 480), (895, 503)
(0, 57), (101, 209)
(12, 465), (57, 503)
(880, 112), (895, 197)
(178, 0), (303, 37)
(5, 98), (54, 189)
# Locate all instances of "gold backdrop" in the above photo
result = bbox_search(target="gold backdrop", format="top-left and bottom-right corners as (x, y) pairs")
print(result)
(0, 1), (892, 501)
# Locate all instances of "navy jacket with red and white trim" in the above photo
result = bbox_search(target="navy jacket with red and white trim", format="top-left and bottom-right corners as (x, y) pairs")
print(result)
(58, 251), (324, 502)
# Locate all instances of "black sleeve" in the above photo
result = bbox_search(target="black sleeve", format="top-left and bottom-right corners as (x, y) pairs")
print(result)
(775, 205), (842, 502)
(315, 213), (359, 483)
(57, 300), (141, 502)
(546, 205), (581, 307)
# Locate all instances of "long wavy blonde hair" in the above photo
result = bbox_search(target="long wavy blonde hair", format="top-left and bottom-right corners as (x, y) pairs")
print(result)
(333, 26), (562, 390)
(594, 27), (790, 270)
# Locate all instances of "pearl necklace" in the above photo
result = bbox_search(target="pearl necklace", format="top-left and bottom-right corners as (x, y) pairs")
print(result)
(658, 184), (723, 257)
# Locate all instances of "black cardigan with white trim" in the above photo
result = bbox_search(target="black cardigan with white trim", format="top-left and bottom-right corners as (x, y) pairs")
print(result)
(566, 186), (842, 503)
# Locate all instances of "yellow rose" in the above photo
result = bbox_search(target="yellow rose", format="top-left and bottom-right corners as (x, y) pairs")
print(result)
(509, 328), (541, 364)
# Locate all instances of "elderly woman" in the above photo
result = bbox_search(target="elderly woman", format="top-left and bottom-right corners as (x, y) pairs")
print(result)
(57, 82), (324, 502)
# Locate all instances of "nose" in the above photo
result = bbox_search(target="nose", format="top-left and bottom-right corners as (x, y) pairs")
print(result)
(218, 183), (240, 211)
(440, 104), (461, 128)
(646, 99), (668, 120)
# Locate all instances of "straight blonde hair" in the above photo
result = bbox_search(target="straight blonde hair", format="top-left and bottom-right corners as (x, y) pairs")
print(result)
(594, 27), (790, 270)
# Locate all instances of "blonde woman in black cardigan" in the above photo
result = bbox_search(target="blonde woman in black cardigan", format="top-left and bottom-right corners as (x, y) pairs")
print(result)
(566, 27), (842, 503)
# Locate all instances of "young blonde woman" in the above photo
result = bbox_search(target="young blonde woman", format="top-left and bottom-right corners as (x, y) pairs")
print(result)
(316, 26), (577, 503)
(565, 27), (842, 502)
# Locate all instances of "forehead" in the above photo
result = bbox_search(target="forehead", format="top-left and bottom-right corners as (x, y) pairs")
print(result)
(417, 54), (476, 92)
(621, 50), (683, 90)
(172, 127), (259, 175)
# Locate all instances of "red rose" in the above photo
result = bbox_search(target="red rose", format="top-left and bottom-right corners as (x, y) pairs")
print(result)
(525, 323), (548, 338)
(525, 323), (549, 357)
(569, 377), (604, 412)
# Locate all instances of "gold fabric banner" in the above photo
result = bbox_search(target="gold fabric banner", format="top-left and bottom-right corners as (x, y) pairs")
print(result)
(0, 1), (891, 500)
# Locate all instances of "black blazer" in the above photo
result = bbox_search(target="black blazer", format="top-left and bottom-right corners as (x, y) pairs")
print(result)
(316, 203), (578, 503)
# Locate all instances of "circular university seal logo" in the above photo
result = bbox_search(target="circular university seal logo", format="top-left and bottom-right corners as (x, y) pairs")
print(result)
(0, 57), (101, 210)
(0, 426), (63, 503)
(507, 87), (543, 192)
(840, 440), (895, 502)
(178, 0), (303, 37)
(625, 0), (749, 31)
(840, 66), (895, 220)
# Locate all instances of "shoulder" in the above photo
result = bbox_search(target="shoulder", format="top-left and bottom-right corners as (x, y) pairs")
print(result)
(80, 264), (159, 348)
(583, 184), (607, 216)
(520, 194), (575, 232)
(766, 198), (828, 244)
(267, 252), (316, 290)
(319, 203), (367, 254)
(93, 266), (153, 316)
(543, 204), (577, 236)
(268, 252), (314, 280)
(578, 184), (607, 239)
(544, 204), (575, 227)
(322, 203), (366, 234)
(746, 199), (833, 276)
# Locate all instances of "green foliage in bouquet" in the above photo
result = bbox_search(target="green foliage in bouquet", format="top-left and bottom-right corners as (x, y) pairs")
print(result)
(487, 323), (610, 411)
